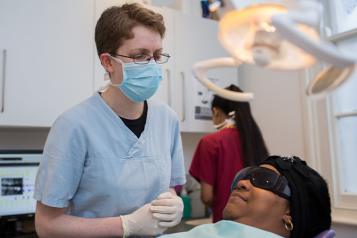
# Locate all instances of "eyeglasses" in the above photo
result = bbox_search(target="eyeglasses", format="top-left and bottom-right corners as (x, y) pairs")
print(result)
(230, 166), (291, 200)
(111, 53), (170, 64)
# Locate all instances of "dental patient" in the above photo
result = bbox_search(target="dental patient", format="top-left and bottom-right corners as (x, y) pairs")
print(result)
(157, 156), (331, 238)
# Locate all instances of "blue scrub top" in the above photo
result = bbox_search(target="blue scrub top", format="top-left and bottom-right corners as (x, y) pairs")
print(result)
(34, 93), (186, 218)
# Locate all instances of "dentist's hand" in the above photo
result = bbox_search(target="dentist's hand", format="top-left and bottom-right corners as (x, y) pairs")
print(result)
(150, 192), (184, 228)
(120, 204), (167, 237)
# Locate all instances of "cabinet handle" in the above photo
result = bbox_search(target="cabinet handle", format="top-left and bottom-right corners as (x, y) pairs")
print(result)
(1, 49), (6, 113)
(180, 71), (185, 122)
(166, 69), (172, 107)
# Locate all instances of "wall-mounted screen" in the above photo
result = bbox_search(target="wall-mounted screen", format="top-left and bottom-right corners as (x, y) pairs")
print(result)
(0, 151), (42, 218)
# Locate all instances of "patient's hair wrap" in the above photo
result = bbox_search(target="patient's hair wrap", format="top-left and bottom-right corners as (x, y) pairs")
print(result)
(258, 156), (331, 238)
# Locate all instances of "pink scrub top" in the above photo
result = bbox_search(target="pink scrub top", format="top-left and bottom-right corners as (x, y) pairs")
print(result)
(189, 128), (244, 223)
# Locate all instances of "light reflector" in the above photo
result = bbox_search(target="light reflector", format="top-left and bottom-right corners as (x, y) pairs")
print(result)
(218, 5), (320, 70)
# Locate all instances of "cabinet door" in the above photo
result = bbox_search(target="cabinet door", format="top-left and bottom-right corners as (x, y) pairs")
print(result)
(94, 1), (175, 108)
(0, 0), (94, 127)
(93, 0), (124, 93)
(173, 13), (239, 132)
(146, 6), (175, 108)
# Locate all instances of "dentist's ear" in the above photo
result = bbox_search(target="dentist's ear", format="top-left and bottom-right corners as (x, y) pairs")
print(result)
(100, 53), (115, 74)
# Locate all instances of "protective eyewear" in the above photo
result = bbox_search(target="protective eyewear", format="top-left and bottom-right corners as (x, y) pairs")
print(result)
(230, 166), (291, 200)
(111, 53), (170, 64)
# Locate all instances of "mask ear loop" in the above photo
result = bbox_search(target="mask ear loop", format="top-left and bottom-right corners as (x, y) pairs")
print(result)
(227, 111), (236, 122)
(213, 120), (228, 130)
(213, 110), (236, 130)
(98, 54), (124, 91)
(98, 73), (110, 92)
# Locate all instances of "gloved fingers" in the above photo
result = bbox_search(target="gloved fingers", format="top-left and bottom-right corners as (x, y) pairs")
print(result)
(157, 192), (175, 199)
(153, 212), (177, 221)
(125, 203), (170, 237)
(150, 205), (176, 214)
(158, 220), (180, 228)
(151, 198), (177, 206)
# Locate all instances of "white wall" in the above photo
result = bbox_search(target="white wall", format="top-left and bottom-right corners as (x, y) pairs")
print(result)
(151, 0), (202, 17)
(238, 64), (306, 159)
(181, 132), (209, 174)
(151, 0), (176, 6)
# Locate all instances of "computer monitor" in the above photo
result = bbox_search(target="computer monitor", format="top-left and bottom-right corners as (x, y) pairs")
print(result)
(0, 150), (42, 221)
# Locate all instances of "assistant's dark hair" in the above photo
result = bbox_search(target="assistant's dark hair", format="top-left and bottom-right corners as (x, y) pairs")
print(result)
(211, 85), (269, 167)
(259, 156), (332, 238)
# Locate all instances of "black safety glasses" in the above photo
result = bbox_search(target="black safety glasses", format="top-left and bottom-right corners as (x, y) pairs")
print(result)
(230, 166), (291, 200)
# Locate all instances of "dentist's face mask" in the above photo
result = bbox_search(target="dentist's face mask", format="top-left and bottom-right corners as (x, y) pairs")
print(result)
(107, 54), (163, 102)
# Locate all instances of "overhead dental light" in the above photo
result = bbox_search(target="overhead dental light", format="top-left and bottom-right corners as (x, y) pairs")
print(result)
(192, 0), (357, 101)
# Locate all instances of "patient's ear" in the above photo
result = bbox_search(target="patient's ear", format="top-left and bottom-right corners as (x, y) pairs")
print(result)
(283, 206), (293, 225)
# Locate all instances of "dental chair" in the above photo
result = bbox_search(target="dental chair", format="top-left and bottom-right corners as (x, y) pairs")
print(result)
(314, 230), (335, 238)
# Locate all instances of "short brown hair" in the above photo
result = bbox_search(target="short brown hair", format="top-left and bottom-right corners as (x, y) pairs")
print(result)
(95, 3), (166, 58)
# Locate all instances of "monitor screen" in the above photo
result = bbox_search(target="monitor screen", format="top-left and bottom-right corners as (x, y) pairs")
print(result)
(0, 150), (42, 218)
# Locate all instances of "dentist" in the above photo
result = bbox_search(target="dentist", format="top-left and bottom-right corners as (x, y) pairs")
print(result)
(34, 3), (185, 238)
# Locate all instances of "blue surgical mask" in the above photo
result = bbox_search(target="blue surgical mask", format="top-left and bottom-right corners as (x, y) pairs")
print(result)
(107, 54), (163, 102)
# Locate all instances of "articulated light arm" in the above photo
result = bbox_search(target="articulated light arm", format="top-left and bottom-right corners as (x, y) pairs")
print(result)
(203, 0), (357, 100)
(271, 1), (356, 68)
(192, 57), (254, 102)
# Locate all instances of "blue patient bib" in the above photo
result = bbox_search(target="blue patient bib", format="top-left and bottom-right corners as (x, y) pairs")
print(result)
(161, 220), (282, 238)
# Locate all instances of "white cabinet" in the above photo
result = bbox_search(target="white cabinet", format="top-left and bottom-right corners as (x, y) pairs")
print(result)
(146, 5), (175, 108)
(0, 0), (237, 130)
(173, 12), (238, 132)
(0, 0), (94, 127)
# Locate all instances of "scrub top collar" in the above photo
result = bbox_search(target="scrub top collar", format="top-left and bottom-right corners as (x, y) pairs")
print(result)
(94, 92), (152, 156)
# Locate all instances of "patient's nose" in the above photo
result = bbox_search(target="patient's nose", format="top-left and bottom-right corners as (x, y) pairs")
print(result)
(237, 179), (252, 191)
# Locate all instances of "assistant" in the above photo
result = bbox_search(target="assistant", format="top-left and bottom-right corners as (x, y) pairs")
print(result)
(189, 85), (268, 223)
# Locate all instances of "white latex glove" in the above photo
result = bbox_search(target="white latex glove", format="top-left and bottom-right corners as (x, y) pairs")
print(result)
(150, 192), (184, 228)
(120, 204), (167, 238)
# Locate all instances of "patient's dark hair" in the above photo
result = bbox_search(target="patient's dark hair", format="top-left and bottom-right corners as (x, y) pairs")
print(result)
(259, 156), (332, 238)
(211, 85), (268, 167)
